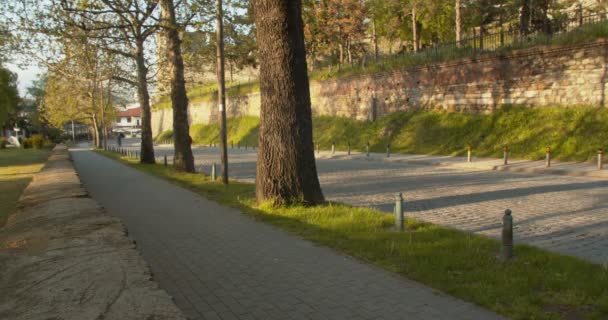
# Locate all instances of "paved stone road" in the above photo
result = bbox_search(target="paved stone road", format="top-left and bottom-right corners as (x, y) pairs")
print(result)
(126, 141), (608, 265)
(71, 149), (505, 320)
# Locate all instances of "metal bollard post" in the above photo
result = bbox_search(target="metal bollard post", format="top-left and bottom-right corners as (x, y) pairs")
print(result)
(546, 147), (551, 167)
(598, 149), (604, 170)
(366, 142), (370, 157)
(211, 162), (217, 181)
(467, 144), (472, 163)
(164, 155), (168, 167)
(331, 141), (335, 155)
(503, 145), (509, 165)
(347, 142), (351, 156)
(316, 143), (320, 154)
(394, 192), (404, 231)
(386, 144), (391, 158)
(500, 209), (513, 261)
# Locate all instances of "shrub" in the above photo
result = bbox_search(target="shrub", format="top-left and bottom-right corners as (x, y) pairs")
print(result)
(21, 138), (31, 149)
(29, 134), (45, 149)
(155, 130), (174, 142)
(0, 137), (7, 149)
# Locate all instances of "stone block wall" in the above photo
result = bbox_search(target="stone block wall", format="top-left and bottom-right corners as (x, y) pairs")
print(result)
(152, 40), (608, 136)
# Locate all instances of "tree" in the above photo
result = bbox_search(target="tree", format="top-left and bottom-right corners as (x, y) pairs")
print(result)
(252, 0), (324, 205)
(49, 0), (160, 163)
(456, 0), (462, 45)
(160, 0), (196, 172)
(0, 67), (19, 132)
(42, 34), (117, 148)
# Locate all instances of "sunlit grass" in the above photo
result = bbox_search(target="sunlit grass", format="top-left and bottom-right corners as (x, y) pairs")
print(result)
(0, 148), (50, 226)
(156, 106), (608, 162)
(98, 149), (608, 319)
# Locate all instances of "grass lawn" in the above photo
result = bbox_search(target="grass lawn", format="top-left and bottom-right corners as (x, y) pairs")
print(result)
(97, 149), (608, 320)
(0, 148), (50, 227)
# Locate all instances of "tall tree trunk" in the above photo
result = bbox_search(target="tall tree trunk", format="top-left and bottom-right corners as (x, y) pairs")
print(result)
(135, 41), (156, 164)
(412, 6), (418, 52)
(217, 0), (229, 184)
(160, 0), (195, 172)
(91, 115), (100, 148)
(372, 17), (378, 60)
(252, 0), (324, 206)
(520, 0), (530, 36)
(347, 36), (352, 65)
(455, 0), (462, 47)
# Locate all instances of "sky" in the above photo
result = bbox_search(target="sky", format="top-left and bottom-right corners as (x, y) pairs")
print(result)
(6, 62), (44, 97)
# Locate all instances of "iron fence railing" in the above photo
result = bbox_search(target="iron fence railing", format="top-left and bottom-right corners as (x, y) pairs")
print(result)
(322, 10), (608, 74)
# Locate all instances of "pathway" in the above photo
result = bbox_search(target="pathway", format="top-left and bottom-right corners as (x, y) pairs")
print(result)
(71, 149), (505, 320)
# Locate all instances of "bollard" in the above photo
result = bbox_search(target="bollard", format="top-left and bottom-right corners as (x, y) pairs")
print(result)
(500, 209), (513, 261)
(394, 192), (404, 231)
(135, 151), (139, 159)
(331, 141), (335, 155)
(467, 144), (472, 163)
(386, 144), (390, 158)
(503, 145), (509, 165)
(545, 147), (551, 167)
(598, 149), (604, 170)
(317, 143), (320, 154)
(366, 142), (370, 157)
(164, 155), (168, 167)
(211, 162), (217, 181)
(347, 142), (351, 156)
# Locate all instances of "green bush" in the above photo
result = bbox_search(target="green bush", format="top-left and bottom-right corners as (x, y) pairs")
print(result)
(155, 130), (174, 142)
(0, 137), (7, 149)
(21, 138), (31, 149)
(29, 134), (45, 149)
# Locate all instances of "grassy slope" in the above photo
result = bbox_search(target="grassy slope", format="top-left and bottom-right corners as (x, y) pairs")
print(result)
(158, 106), (608, 162)
(0, 148), (50, 227)
(98, 149), (608, 320)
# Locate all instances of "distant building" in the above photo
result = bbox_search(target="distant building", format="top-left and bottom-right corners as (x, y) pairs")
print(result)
(113, 104), (142, 136)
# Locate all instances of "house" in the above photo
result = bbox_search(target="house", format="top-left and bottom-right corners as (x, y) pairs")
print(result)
(113, 104), (142, 137)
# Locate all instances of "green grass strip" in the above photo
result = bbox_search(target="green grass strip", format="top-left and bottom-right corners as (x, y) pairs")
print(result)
(0, 148), (51, 227)
(96, 149), (608, 320)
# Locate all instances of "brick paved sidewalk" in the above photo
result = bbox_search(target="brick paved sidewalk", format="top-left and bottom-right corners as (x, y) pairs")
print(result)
(71, 149), (505, 320)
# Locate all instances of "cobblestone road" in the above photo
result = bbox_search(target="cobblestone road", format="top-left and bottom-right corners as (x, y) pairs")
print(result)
(146, 145), (608, 265)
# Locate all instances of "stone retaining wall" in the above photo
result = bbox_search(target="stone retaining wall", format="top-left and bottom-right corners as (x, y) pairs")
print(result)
(152, 40), (608, 136)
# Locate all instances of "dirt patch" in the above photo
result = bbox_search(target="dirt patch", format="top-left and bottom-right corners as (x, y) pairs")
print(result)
(0, 145), (185, 320)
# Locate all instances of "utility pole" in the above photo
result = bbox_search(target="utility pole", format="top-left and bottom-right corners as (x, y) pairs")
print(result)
(217, 0), (228, 184)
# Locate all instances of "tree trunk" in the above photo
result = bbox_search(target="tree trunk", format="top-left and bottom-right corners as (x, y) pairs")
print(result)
(455, 0), (462, 47)
(135, 41), (156, 164)
(347, 36), (352, 65)
(520, 0), (530, 36)
(161, 0), (195, 172)
(252, 0), (324, 206)
(91, 115), (100, 148)
(412, 6), (418, 52)
(372, 17), (378, 60)
(217, 0), (229, 184)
